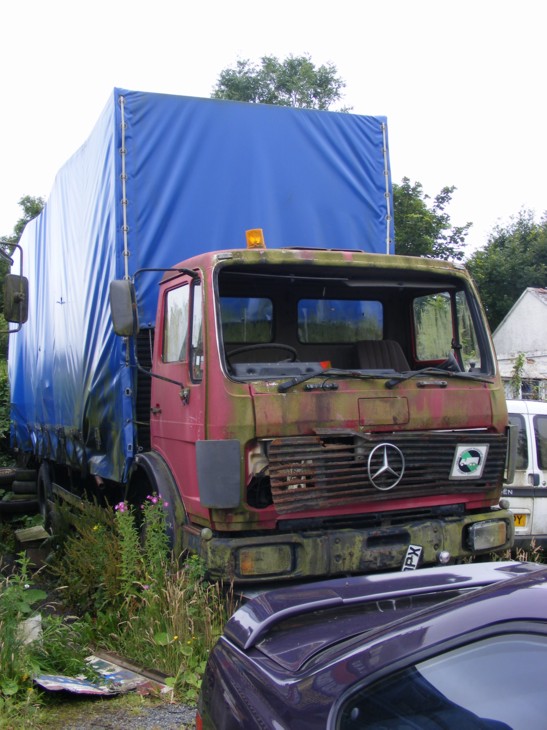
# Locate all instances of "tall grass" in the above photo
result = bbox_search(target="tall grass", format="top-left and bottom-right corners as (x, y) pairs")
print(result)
(50, 496), (235, 703)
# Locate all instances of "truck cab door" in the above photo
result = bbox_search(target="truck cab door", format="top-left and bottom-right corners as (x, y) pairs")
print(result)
(150, 277), (205, 519)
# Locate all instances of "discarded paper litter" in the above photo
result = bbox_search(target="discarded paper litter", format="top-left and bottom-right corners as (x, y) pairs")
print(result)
(34, 654), (173, 696)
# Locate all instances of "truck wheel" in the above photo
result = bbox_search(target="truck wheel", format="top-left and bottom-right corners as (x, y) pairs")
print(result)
(12, 479), (38, 495)
(15, 468), (39, 482)
(37, 463), (55, 533)
(0, 467), (16, 486)
(0, 495), (39, 514)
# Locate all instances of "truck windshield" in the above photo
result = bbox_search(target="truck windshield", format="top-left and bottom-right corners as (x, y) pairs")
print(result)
(217, 261), (494, 383)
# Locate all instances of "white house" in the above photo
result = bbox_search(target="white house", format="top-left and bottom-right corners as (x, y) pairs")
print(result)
(493, 287), (547, 400)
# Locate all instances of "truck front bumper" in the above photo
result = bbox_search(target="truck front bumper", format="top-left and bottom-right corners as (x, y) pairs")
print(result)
(185, 510), (515, 583)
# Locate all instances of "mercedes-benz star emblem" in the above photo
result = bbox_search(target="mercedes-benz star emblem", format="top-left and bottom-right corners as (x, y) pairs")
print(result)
(367, 443), (405, 491)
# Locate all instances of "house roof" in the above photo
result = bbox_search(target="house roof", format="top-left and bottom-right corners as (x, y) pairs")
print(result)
(493, 287), (547, 337)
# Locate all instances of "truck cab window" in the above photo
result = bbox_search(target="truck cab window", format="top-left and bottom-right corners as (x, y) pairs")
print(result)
(298, 299), (383, 343)
(413, 292), (453, 361)
(220, 297), (273, 343)
(190, 282), (203, 381)
(163, 284), (189, 362)
(455, 290), (482, 370)
(413, 290), (482, 370)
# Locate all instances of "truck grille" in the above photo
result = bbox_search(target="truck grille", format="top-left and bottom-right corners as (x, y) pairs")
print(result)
(268, 432), (507, 514)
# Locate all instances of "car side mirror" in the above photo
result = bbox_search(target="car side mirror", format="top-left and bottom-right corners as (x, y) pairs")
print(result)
(4, 274), (29, 324)
(109, 280), (139, 336)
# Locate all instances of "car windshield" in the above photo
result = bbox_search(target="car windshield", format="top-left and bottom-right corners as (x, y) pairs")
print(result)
(337, 632), (547, 729)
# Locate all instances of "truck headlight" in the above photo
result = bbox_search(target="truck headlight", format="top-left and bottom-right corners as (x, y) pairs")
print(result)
(467, 520), (508, 551)
(238, 544), (293, 577)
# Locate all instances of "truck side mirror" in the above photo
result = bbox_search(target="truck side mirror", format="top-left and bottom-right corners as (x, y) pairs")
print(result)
(109, 280), (139, 336)
(4, 274), (29, 324)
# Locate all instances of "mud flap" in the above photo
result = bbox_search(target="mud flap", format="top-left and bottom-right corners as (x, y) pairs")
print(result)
(402, 544), (423, 571)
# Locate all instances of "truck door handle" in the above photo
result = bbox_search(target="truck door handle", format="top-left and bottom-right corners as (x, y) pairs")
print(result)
(151, 406), (162, 415)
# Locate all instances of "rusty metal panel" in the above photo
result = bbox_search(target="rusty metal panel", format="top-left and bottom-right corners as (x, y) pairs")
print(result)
(358, 397), (409, 426)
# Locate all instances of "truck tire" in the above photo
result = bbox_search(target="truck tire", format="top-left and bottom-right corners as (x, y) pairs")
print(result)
(12, 479), (38, 496)
(0, 495), (39, 514)
(15, 468), (38, 482)
(0, 467), (16, 486)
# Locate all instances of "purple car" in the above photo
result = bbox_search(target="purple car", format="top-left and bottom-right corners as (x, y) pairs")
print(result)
(197, 561), (547, 729)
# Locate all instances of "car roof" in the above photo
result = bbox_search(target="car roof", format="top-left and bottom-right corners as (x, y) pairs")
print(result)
(507, 399), (547, 415)
(225, 561), (547, 672)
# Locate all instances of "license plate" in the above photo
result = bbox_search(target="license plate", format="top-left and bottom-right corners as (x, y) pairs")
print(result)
(513, 513), (527, 527)
(402, 544), (423, 571)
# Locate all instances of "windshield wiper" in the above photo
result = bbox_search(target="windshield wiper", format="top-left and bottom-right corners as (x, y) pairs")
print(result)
(385, 368), (495, 390)
(278, 368), (392, 393)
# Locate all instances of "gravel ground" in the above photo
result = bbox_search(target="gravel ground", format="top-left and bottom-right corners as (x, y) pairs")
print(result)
(42, 698), (197, 729)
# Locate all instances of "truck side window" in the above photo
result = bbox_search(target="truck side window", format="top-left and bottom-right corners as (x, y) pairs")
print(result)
(190, 282), (203, 382)
(297, 299), (382, 343)
(455, 291), (482, 370)
(163, 285), (189, 362)
(509, 414), (528, 470)
(413, 292), (453, 361)
(413, 290), (482, 369)
(534, 415), (547, 470)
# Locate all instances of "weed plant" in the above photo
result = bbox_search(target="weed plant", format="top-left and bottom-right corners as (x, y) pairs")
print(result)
(0, 554), (94, 726)
(50, 494), (234, 703)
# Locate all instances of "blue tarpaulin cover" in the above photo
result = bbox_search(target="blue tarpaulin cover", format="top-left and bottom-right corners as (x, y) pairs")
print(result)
(9, 88), (393, 481)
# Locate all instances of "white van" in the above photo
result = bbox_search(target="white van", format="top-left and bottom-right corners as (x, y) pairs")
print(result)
(502, 399), (547, 550)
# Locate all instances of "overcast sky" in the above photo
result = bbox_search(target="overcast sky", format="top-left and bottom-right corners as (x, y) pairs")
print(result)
(1, 0), (545, 254)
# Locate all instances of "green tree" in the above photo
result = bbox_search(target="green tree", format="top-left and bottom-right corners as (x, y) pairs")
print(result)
(211, 54), (348, 111)
(393, 178), (471, 261)
(466, 209), (547, 331)
(0, 195), (44, 248)
(0, 195), (44, 356)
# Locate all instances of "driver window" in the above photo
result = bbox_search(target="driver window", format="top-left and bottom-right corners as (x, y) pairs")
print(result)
(163, 285), (189, 362)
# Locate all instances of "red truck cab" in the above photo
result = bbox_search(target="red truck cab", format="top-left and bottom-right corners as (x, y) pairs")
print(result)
(118, 245), (514, 582)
